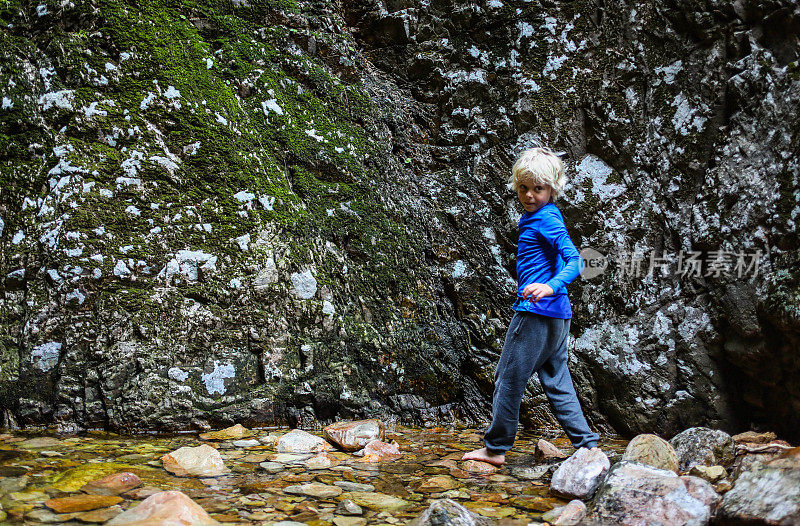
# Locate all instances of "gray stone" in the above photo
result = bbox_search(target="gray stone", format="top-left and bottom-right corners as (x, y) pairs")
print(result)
(716, 449), (800, 525)
(407, 499), (493, 526)
(550, 448), (610, 499)
(669, 427), (735, 471)
(231, 439), (260, 448)
(277, 429), (333, 454)
(258, 461), (284, 473)
(541, 499), (587, 526)
(335, 499), (363, 516)
(334, 481), (375, 492)
(590, 461), (720, 525)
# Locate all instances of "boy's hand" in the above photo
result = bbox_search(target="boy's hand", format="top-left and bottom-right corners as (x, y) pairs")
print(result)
(522, 283), (554, 303)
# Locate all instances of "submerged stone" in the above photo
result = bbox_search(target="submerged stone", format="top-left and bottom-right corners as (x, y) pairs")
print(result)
(105, 490), (220, 525)
(284, 482), (343, 498)
(231, 439), (260, 448)
(416, 475), (460, 493)
(536, 439), (568, 460)
(338, 491), (411, 512)
(64, 505), (124, 523)
(161, 444), (227, 477)
(305, 451), (339, 469)
(199, 424), (252, 441)
(541, 499), (587, 526)
(45, 494), (123, 513)
(51, 462), (138, 492)
(80, 472), (142, 495)
(360, 440), (403, 462)
(277, 429), (333, 454)
(334, 481), (375, 492)
(336, 499), (364, 515)
(19, 437), (63, 449)
(324, 419), (386, 452)
(408, 499), (493, 526)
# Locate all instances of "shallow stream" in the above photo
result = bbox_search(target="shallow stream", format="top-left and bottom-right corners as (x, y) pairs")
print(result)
(0, 426), (628, 524)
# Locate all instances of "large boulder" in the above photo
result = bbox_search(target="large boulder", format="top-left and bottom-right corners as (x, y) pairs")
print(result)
(160, 444), (227, 477)
(407, 499), (493, 526)
(716, 447), (800, 525)
(324, 419), (385, 451)
(670, 427), (735, 471)
(106, 490), (220, 525)
(622, 433), (679, 473)
(550, 447), (610, 499)
(590, 461), (720, 525)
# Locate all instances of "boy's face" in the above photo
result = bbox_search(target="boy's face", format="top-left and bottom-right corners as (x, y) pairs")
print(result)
(517, 181), (552, 213)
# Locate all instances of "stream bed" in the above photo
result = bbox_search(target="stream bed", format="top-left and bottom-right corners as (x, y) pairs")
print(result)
(0, 425), (628, 524)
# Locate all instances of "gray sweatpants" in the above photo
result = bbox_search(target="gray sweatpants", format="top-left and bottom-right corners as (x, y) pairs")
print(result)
(484, 311), (599, 452)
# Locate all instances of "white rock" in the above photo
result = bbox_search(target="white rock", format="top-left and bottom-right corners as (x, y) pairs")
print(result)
(550, 447), (610, 499)
(161, 444), (227, 477)
(277, 429), (333, 454)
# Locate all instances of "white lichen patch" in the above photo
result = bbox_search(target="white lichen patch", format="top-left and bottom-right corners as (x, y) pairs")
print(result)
(159, 249), (218, 284)
(571, 154), (626, 204)
(261, 98), (284, 115)
(31, 342), (62, 372)
(671, 93), (708, 136)
(235, 233), (250, 251)
(201, 361), (235, 395)
(164, 85), (180, 99)
(291, 270), (317, 299)
(168, 366), (189, 382)
(39, 90), (75, 111)
(452, 260), (467, 278)
(653, 60), (682, 85)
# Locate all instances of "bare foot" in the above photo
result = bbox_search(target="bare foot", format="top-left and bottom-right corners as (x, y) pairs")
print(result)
(461, 447), (506, 466)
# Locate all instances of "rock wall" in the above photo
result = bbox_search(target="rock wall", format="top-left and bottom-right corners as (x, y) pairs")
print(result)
(0, 0), (798, 439)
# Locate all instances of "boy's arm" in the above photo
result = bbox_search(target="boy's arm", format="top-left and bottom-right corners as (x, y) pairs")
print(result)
(539, 212), (582, 294)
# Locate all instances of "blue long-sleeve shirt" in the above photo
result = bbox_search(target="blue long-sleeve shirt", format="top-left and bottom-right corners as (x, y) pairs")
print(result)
(513, 203), (582, 319)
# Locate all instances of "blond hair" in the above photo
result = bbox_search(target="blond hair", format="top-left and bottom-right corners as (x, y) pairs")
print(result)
(509, 147), (566, 201)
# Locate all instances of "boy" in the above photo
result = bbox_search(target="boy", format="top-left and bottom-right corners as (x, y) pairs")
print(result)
(462, 147), (599, 466)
